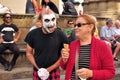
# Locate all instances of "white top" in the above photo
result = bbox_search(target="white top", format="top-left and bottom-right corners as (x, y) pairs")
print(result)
(100, 25), (114, 40)
(29, 26), (37, 31)
(112, 27), (120, 36)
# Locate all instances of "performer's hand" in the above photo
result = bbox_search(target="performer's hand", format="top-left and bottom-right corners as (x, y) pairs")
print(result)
(37, 68), (49, 80)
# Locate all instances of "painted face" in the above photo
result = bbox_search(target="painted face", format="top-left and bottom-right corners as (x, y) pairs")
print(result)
(42, 14), (56, 33)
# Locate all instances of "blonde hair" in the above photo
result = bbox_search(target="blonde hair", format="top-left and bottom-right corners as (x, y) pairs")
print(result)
(92, 16), (99, 39)
(79, 14), (99, 38)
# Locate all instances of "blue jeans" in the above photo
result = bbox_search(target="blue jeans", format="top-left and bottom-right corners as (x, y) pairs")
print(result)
(26, 0), (35, 14)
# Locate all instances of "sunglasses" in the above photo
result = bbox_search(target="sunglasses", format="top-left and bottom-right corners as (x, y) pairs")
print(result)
(4, 16), (12, 19)
(74, 23), (90, 28)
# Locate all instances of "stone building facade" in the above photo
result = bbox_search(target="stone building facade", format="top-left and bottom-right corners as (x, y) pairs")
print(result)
(83, 0), (120, 29)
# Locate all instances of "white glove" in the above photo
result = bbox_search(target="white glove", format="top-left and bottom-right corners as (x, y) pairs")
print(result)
(37, 68), (49, 80)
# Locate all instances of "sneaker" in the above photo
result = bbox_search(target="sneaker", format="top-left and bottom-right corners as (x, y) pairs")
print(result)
(114, 57), (119, 61)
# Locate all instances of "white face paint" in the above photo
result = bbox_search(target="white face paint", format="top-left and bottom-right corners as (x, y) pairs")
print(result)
(42, 14), (56, 33)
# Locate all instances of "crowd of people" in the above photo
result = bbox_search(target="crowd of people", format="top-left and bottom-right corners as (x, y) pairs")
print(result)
(0, 13), (21, 71)
(26, 0), (59, 14)
(100, 19), (120, 61)
(0, 0), (120, 80)
(25, 0), (79, 16)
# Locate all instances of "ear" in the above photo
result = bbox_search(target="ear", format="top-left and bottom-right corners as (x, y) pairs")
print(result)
(89, 24), (94, 30)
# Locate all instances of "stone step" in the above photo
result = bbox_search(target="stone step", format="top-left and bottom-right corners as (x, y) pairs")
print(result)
(0, 66), (32, 80)
(0, 58), (33, 80)
(113, 68), (120, 80)
(0, 54), (119, 80)
(113, 54), (120, 79)
(114, 61), (120, 68)
(14, 78), (32, 80)
(0, 66), (119, 80)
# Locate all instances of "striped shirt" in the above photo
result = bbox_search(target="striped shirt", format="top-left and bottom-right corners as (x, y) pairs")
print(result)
(71, 44), (91, 80)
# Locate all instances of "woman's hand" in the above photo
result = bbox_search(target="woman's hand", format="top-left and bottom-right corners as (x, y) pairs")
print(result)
(61, 44), (69, 63)
(76, 68), (93, 79)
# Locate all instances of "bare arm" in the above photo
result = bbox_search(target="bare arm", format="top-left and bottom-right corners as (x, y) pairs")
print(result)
(0, 38), (3, 43)
(101, 36), (111, 43)
(46, 57), (61, 72)
(26, 44), (39, 70)
(32, 0), (38, 9)
(14, 29), (21, 42)
(31, 0), (42, 14)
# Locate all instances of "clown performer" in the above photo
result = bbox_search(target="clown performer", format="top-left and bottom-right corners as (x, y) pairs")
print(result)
(24, 6), (68, 80)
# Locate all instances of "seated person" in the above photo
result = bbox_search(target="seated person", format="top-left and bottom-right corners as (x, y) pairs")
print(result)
(62, 0), (78, 16)
(25, 0), (36, 14)
(64, 20), (76, 43)
(26, 0), (42, 14)
(41, 0), (59, 14)
(0, 13), (21, 71)
(112, 20), (120, 42)
(100, 19), (120, 61)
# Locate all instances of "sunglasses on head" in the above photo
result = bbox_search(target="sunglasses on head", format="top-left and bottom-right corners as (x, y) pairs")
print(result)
(74, 23), (90, 28)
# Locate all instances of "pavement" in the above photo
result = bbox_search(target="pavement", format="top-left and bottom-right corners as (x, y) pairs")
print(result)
(0, 58), (33, 80)
(0, 54), (120, 80)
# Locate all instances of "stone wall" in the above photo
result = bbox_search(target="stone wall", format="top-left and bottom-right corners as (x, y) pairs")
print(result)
(0, 14), (34, 44)
(0, 14), (77, 45)
(83, 0), (120, 30)
(0, 14), (77, 63)
(0, 13), (108, 43)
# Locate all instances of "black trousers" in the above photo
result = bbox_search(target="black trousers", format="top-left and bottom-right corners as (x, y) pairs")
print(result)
(0, 43), (20, 65)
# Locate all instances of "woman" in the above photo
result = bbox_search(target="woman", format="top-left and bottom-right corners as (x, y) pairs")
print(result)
(26, 0), (41, 14)
(26, 0), (35, 14)
(60, 14), (115, 80)
(41, 0), (59, 14)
